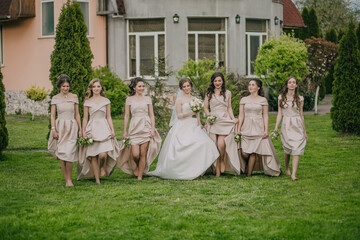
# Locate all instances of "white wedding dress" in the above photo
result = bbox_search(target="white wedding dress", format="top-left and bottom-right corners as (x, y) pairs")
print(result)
(148, 103), (219, 180)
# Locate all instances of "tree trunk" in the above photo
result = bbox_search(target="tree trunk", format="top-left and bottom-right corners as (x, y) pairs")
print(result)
(314, 85), (320, 114)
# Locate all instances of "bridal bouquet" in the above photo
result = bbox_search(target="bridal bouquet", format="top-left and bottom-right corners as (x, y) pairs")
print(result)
(189, 98), (203, 112)
(207, 115), (217, 124)
(77, 137), (94, 146)
(270, 130), (280, 140)
(122, 137), (131, 147)
(234, 133), (242, 143)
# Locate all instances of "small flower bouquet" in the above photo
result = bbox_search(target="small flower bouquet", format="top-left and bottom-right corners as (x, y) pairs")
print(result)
(270, 130), (280, 140)
(189, 98), (203, 112)
(77, 137), (94, 146)
(234, 133), (242, 142)
(122, 137), (131, 147)
(207, 115), (217, 124)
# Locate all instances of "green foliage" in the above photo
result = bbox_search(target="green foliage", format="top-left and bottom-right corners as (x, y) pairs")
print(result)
(299, 89), (315, 111)
(357, 23), (360, 50)
(338, 28), (345, 43)
(49, 0), (93, 117)
(0, 70), (8, 154)
(26, 85), (48, 102)
(325, 27), (338, 43)
(307, 8), (320, 38)
(331, 21), (360, 135)
(225, 74), (249, 117)
(92, 66), (128, 116)
(254, 34), (308, 96)
(319, 78), (326, 101)
(324, 65), (335, 94)
(297, 7), (310, 40)
(177, 58), (226, 99)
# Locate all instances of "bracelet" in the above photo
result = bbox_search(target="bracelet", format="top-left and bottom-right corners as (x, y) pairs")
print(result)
(51, 127), (56, 130)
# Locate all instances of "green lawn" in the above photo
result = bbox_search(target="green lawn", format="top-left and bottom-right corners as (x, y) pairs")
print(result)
(1, 114), (359, 239)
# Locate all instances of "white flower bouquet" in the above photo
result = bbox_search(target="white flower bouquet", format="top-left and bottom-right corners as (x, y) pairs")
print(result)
(122, 137), (131, 147)
(207, 115), (217, 124)
(234, 133), (242, 143)
(189, 98), (203, 112)
(77, 137), (94, 146)
(270, 130), (280, 140)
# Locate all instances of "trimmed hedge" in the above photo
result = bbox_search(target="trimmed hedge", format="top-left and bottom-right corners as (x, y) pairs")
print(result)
(0, 69), (8, 155)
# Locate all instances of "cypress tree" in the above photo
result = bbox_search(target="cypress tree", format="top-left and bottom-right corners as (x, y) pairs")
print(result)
(331, 21), (360, 135)
(299, 7), (310, 40)
(356, 23), (360, 51)
(308, 8), (320, 38)
(0, 69), (8, 156)
(49, 0), (93, 117)
(325, 27), (338, 43)
(337, 28), (345, 44)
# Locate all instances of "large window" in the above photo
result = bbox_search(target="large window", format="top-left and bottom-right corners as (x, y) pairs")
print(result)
(128, 19), (165, 78)
(0, 26), (3, 66)
(246, 19), (268, 75)
(77, 0), (90, 36)
(41, 0), (54, 36)
(188, 18), (226, 67)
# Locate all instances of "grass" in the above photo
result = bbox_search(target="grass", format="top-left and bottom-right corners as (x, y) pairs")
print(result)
(0, 114), (359, 239)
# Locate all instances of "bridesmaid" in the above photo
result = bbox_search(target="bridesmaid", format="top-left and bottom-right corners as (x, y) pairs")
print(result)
(48, 74), (82, 187)
(117, 77), (161, 180)
(274, 77), (307, 181)
(237, 79), (281, 177)
(204, 72), (240, 177)
(77, 78), (120, 184)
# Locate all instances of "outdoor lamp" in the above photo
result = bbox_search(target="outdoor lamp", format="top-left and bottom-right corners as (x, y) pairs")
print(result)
(173, 14), (179, 23)
(235, 14), (241, 24)
(274, 16), (279, 25)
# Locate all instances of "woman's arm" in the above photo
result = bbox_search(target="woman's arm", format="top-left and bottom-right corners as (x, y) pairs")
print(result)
(50, 104), (58, 139)
(123, 104), (130, 139)
(148, 102), (156, 138)
(74, 103), (82, 137)
(262, 105), (269, 139)
(82, 106), (89, 139)
(237, 104), (245, 133)
(299, 100), (308, 140)
(176, 99), (195, 119)
(274, 100), (282, 132)
(106, 104), (115, 138)
(204, 95), (210, 117)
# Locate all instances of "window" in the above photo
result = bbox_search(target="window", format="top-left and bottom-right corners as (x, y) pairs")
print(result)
(188, 18), (227, 67)
(245, 19), (268, 75)
(128, 19), (165, 78)
(41, 0), (54, 36)
(77, 0), (90, 36)
(0, 26), (3, 66)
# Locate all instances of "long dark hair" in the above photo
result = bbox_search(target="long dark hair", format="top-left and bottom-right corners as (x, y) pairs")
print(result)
(249, 79), (265, 97)
(129, 77), (145, 96)
(206, 72), (226, 102)
(56, 74), (71, 90)
(279, 76), (301, 108)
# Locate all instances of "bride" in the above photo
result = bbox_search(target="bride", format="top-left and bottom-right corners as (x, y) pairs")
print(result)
(148, 78), (219, 180)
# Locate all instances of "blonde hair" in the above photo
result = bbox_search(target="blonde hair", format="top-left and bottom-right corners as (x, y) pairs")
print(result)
(85, 78), (106, 99)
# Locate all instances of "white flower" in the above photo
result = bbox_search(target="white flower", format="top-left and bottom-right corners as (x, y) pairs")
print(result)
(88, 138), (93, 144)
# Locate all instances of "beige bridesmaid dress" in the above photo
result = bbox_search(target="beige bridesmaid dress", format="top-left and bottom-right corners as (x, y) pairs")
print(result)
(48, 97), (79, 162)
(205, 90), (241, 174)
(279, 95), (306, 155)
(240, 97), (281, 176)
(117, 96), (162, 175)
(77, 98), (120, 180)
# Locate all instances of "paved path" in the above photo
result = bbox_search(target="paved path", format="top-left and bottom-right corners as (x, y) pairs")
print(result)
(270, 95), (333, 115)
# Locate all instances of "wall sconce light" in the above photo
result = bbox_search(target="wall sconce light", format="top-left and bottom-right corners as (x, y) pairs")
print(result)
(280, 20), (283, 27)
(274, 16), (279, 25)
(235, 14), (241, 24)
(173, 14), (179, 24)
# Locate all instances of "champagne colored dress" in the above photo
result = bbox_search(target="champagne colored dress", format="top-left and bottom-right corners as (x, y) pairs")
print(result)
(240, 97), (281, 176)
(48, 97), (79, 162)
(117, 96), (162, 175)
(77, 98), (120, 180)
(205, 90), (241, 174)
(148, 102), (219, 180)
(279, 95), (306, 155)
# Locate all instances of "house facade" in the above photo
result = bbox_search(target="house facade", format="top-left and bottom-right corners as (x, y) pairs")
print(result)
(0, 0), (109, 91)
(107, 0), (288, 86)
